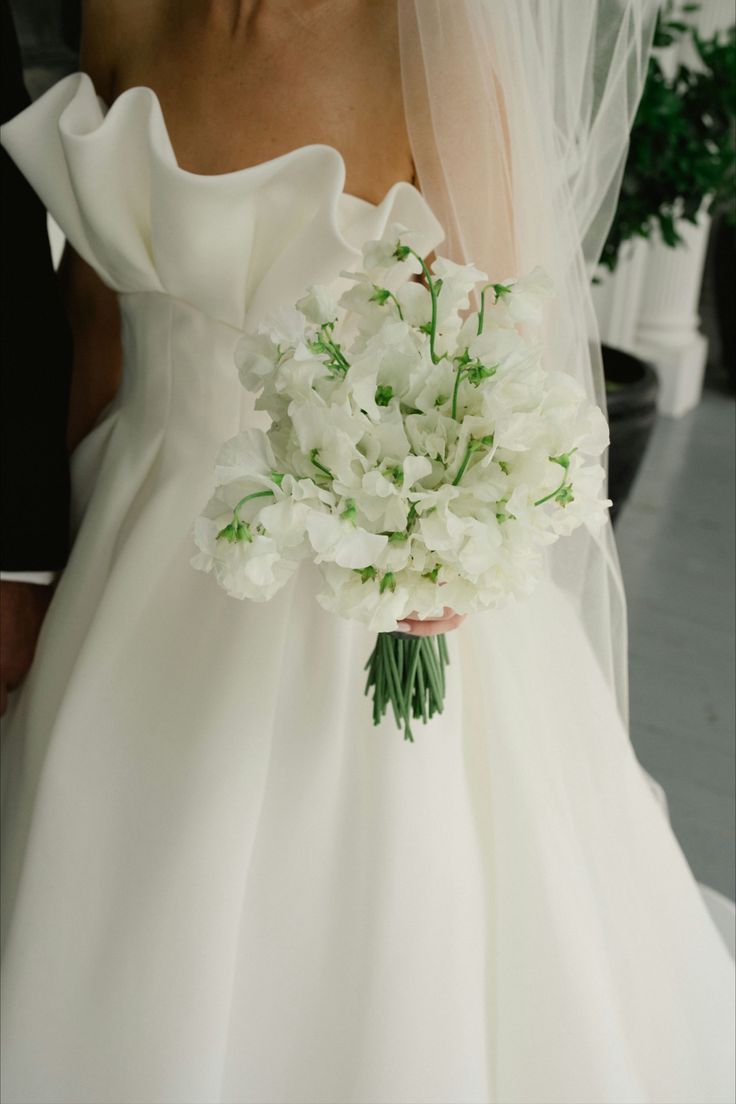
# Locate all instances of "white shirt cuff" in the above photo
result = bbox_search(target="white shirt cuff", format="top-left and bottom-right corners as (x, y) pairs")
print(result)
(0, 571), (57, 585)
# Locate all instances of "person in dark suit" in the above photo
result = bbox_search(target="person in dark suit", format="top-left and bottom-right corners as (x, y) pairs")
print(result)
(0, 0), (73, 712)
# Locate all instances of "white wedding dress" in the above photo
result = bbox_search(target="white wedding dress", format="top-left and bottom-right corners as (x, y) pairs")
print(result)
(1, 74), (734, 1104)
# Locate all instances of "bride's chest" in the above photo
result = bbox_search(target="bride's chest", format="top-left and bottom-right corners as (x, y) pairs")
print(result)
(108, 1), (413, 204)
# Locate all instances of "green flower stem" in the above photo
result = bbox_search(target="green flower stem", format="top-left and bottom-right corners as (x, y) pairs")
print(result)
(438, 632), (449, 669)
(386, 289), (404, 321)
(397, 636), (406, 682)
(319, 323), (350, 373)
(534, 450), (577, 507)
(452, 444), (473, 486)
(217, 488), (276, 543)
(477, 281), (512, 335)
(325, 341), (350, 372)
(452, 437), (484, 486)
(364, 632), (449, 741)
(404, 641), (422, 723)
(415, 652), (428, 723)
(476, 284), (494, 336)
(534, 477), (570, 507)
(374, 647), (385, 726)
(384, 638), (405, 729)
(421, 638), (443, 706)
(451, 364), (465, 422)
(428, 642), (446, 714)
(452, 435), (494, 487)
(406, 247), (440, 364)
(310, 449), (334, 481)
(232, 489), (275, 517)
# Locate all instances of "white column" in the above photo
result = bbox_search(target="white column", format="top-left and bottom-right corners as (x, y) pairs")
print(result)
(593, 0), (734, 418)
(590, 236), (648, 353)
(632, 207), (711, 417)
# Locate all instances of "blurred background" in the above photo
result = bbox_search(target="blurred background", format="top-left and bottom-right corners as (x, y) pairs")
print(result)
(591, 0), (736, 904)
(8, 0), (736, 901)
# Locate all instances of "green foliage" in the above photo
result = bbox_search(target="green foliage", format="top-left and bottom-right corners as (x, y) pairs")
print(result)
(600, 2), (736, 273)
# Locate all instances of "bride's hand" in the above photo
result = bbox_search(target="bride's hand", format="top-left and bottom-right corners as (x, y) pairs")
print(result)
(397, 608), (466, 637)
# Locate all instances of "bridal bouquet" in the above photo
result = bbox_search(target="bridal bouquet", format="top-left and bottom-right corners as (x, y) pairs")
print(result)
(192, 226), (611, 740)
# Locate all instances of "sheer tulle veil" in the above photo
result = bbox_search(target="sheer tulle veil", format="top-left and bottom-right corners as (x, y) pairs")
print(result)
(399, 0), (659, 726)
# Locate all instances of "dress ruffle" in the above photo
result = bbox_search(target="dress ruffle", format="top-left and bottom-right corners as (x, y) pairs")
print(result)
(0, 73), (444, 327)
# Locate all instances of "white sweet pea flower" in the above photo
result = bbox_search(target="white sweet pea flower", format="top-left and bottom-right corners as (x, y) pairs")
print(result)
(342, 320), (420, 417)
(429, 573), (485, 617)
(492, 409), (547, 453)
(405, 410), (460, 463)
(191, 517), (299, 602)
(362, 237), (404, 273)
(375, 322), (422, 389)
(235, 332), (281, 395)
(455, 516), (504, 579)
(359, 405), (412, 467)
(321, 430), (370, 491)
(289, 397), (365, 457)
(273, 346), (329, 404)
(374, 534), (417, 573)
(410, 358), (458, 415)
(402, 454), (434, 490)
(354, 454), (433, 534)
(344, 350), (382, 421)
(214, 429), (277, 486)
(362, 222), (415, 270)
(260, 306), (307, 348)
(420, 507), (469, 557)
(360, 223), (429, 289)
(576, 403), (610, 457)
(467, 324), (529, 369)
(456, 454), (509, 503)
(431, 257), (488, 330)
(413, 484), (465, 555)
(493, 266), (554, 328)
(356, 470), (410, 532)
(258, 499), (311, 550)
(338, 275), (386, 320)
(538, 372), (610, 458)
(306, 511), (388, 569)
(543, 461), (611, 537)
(296, 284), (340, 326)
(281, 474), (336, 508)
(396, 281), (432, 328)
(316, 563), (412, 633)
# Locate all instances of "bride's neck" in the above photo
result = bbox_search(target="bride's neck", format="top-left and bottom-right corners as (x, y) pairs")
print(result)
(194, 0), (346, 35)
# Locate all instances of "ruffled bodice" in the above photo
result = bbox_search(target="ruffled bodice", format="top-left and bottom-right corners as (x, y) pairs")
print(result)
(0, 72), (443, 330)
(1, 72), (445, 491)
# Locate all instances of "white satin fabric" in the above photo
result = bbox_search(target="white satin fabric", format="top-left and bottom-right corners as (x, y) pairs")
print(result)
(1, 75), (734, 1104)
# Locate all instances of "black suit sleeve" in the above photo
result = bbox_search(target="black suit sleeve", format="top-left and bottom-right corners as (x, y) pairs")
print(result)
(1, 0), (73, 572)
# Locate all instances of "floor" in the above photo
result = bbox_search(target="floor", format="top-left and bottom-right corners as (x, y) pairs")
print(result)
(615, 387), (736, 900)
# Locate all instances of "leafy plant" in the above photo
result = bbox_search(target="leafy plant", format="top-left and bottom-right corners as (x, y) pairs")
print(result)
(600, 1), (736, 273)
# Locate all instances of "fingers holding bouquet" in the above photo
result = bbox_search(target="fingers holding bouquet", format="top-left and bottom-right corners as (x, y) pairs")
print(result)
(398, 608), (466, 637)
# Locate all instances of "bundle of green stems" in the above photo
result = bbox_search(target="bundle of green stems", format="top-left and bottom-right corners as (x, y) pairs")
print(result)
(364, 632), (450, 742)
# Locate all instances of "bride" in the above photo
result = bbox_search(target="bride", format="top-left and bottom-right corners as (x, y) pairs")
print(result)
(1, 1), (734, 1101)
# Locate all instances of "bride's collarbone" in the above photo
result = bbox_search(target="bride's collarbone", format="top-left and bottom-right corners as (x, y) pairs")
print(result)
(95, 0), (412, 201)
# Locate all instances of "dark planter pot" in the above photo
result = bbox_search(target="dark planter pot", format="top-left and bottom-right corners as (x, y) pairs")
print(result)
(602, 345), (659, 525)
(713, 216), (736, 394)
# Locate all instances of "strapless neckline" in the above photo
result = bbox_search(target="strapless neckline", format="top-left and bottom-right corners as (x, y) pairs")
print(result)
(92, 74), (414, 210)
(0, 72), (445, 328)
